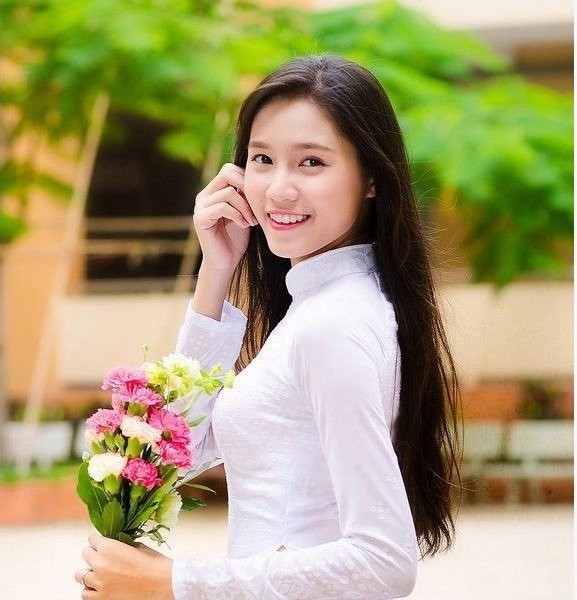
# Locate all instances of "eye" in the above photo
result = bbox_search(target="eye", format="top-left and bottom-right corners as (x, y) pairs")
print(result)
(301, 157), (325, 168)
(251, 153), (272, 164)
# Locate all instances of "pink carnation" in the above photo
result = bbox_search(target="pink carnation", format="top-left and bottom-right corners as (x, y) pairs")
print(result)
(102, 366), (148, 393)
(86, 408), (123, 435)
(121, 458), (162, 489)
(158, 440), (193, 469)
(148, 408), (190, 444)
(111, 387), (164, 410)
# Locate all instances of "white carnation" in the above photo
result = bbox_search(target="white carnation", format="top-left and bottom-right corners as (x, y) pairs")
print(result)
(120, 415), (162, 444)
(87, 452), (127, 482)
(84, 429), (104, 444)
(162, 353), (201, 378)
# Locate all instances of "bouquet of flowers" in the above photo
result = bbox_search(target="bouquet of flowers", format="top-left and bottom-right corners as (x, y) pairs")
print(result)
(77, 351), (234, 546)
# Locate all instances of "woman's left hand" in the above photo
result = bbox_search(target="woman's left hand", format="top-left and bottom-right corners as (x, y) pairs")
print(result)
(75, 534), (174, 600)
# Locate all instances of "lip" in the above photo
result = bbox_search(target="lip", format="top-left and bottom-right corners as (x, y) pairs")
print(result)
(266, 212), (310, 231)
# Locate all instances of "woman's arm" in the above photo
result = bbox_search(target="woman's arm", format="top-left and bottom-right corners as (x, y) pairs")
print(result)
(174, 299), (246, 473)
(191, 161), (257, 320)
(174, 161), (255, 471)
(75, 535), (174, 600)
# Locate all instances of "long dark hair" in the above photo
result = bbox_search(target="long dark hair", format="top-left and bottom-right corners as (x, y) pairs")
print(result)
(230, 54), (461, 557)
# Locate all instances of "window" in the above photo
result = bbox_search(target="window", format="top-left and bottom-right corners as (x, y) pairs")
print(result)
(85, 113), (201, 293)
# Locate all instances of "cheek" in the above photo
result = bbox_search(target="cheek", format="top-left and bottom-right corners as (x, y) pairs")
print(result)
(243, 172), (265, 206)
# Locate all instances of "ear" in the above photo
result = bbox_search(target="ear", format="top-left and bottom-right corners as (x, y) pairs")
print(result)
(365, 178), (376, 199)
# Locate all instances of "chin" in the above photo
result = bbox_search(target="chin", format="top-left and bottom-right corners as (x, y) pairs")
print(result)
(267, 246), (298, 260)
(270, 246), (322, 265)
(263, 234), (327, 263)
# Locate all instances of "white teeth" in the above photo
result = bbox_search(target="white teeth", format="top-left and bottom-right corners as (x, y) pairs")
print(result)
(269, 213), (308, 224)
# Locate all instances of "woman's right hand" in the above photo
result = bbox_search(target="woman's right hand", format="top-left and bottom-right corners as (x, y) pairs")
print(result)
(193, 163), (258, 274)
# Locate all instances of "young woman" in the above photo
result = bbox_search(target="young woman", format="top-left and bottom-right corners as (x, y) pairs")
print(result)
(76, 54), (461, 600)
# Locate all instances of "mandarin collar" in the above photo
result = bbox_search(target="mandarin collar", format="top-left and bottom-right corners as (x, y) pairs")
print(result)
(285, 244), (377, 298)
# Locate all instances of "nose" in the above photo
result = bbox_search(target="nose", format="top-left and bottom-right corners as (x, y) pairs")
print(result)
(266, 168), (298, 203)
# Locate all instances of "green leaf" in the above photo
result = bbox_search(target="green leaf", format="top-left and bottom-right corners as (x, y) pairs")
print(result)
(117, 531), (137, 546)
(181, 496), (206, 511)
(104, 431), (116, 451)
(188, 416), (206, 427)
(77, 462), (109, 533)
(149, 527), (168, 546)
(181, 483), (216, 494)
(101, 499), (125, 539)
(125, 474), (179, 529)
(126, 499), (161, 530)
(77, 462), (101, 507)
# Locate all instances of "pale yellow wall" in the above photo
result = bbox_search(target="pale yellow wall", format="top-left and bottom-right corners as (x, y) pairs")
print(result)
(58, 295), (191, 384)
(441, 282), (573, 385)
(4, 136), (80, 401)
(58, 282), (573, 387)
(258, 0), (311, 6)
(312, 0), (573, 30)
(1, 56), (81, 402)
(5, 197), (64, 399)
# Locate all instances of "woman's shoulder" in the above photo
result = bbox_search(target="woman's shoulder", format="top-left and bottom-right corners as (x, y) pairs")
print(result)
(290, 274), (397, 342)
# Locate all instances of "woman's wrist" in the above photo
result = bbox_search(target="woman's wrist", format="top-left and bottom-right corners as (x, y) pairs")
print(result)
(192, 262), (236, 321)
(151, 555), (176, 600)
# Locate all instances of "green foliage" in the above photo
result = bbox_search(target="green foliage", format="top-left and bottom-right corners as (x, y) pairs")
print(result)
(101, 498), (125, 538)
(406, 78), (573, 285)
(1, 0), (307, 163)
(77, 461), (107, 531)
(311, 1), (507, 89)
(181, 496), (206, 510)
(0, 212), (26, 244)
(0, 0), (572, 283)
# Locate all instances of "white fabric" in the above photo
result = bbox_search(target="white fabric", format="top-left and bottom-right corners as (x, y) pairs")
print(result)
(172, 244), (419, 599)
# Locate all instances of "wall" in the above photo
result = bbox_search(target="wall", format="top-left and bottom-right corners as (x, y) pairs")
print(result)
(58, 294), (190, 385)
(4, 136), (81, 401)
(441, 281), (573, 385)
(57, 282), (573, 387)
(312, 0), (573, 32)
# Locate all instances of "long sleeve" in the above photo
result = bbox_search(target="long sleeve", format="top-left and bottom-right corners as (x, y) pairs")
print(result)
(175, 300), (246, 473)
(172, 306), (419, 599)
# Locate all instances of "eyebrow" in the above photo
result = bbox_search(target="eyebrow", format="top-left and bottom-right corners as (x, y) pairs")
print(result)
(248, 140), (335, 152)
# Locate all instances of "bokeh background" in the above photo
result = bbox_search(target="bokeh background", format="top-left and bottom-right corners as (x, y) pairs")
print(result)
(0, 1), (573, 598)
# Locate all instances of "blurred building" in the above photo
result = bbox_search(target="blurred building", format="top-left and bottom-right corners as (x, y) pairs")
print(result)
(3, 0), (573, 417)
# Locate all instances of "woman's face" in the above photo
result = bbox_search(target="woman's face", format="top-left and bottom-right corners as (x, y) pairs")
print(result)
(244, 97), (374, 265)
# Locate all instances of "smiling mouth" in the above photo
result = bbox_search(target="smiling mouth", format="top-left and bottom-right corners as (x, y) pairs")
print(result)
(268, 213), (310, 224)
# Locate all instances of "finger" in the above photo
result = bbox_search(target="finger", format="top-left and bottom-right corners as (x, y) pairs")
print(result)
(81, 586), (98, 600)
(229, 189), (258, 225)
(75, 566), (98, 591)
(88, 533), (105, 550)
(82, 545), (98, 567)
(196, 187), (256, 226)
(196, 185), (240, 210)
(197, 202), (251, 230)
(74, 567), (89, 586)
(202, 163), (245, 196)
